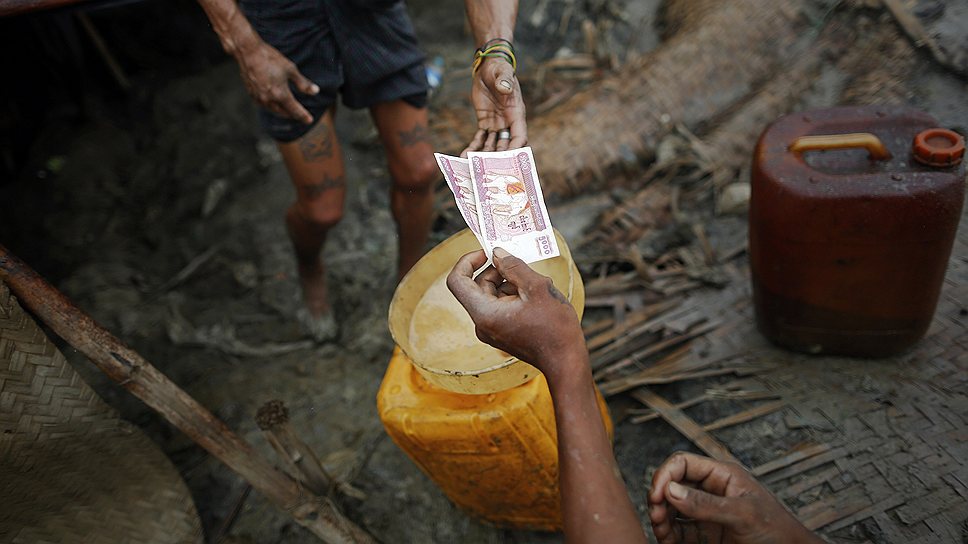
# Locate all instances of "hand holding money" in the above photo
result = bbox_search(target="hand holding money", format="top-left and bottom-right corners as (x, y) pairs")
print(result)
(435, 147), (559, 264)
(446, 248), (585, 382)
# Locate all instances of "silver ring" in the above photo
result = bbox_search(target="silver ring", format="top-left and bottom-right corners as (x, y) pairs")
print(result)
(496, 129), (511, 140)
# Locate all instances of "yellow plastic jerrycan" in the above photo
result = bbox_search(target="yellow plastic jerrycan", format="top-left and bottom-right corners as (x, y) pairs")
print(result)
(378, 348), (613, 531)
(378, 228), (613, 531)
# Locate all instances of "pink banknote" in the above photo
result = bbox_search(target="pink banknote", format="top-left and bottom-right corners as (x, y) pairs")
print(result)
(434, 153), (483, 246)
(467, 147), (559, 263)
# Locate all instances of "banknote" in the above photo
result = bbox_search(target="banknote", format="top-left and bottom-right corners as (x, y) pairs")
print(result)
(467, 147), (559, 263)
(434, 153), (483, 246)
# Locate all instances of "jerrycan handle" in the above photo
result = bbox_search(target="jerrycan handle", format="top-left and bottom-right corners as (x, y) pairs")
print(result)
(789, 133), (892, 161)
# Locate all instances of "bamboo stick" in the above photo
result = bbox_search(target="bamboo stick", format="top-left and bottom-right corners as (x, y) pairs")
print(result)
(257, 400), (336, 496)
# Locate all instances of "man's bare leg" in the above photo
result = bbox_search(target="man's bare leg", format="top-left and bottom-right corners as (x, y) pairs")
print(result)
(370, 100), (438, 279)
(277, 109), (346, 329)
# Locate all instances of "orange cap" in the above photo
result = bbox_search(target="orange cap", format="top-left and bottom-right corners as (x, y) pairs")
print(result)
(912, 128), (965, 167)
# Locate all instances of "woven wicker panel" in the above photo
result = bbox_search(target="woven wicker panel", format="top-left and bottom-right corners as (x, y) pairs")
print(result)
(0, 283), (203, 544)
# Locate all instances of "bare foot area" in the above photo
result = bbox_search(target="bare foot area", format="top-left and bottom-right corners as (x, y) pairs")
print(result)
(297, 308), (339, 343)
(297, 262), (331, 317)
(297, 263), (339, 342)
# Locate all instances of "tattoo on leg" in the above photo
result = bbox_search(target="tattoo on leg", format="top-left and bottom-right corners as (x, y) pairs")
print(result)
(299, 122), (334, 161)
(547, 281), (568, 305)
(398, 122), (430, 147)
(301, 173), (345, 199)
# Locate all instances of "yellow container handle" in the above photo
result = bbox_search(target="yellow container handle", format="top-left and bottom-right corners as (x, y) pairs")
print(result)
(789, 133), (892, 161)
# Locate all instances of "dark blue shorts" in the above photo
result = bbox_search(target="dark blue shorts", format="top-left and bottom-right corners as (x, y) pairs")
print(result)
(239, 0), (429, 142)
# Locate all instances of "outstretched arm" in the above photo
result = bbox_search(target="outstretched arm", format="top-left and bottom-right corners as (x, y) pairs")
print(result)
(447, 248), (646, 543)
(196, 0), (319, 124)
(462, 1), (528, 154)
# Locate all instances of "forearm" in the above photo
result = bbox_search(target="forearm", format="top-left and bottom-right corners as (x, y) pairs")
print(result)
(464, 0), (518, 46)
(546, 350), (647, 544)
(196, 0), (260, 56)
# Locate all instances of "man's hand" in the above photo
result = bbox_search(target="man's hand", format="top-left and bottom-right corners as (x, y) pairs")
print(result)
(446, 248), (581, 378)
(649, 452), (824, 544)
(461, 58), (528, 155)
(234, 38), (320, 125)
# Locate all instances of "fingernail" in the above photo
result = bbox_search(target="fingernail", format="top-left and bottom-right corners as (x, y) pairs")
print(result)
(493, 247), (510, 258)
(499, 80), (512, 91)
(668, 482), (687, 500)
(311, 84), (320, 94)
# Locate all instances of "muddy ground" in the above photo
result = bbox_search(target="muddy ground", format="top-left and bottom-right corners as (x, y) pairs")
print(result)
(1, 0), (966, 543)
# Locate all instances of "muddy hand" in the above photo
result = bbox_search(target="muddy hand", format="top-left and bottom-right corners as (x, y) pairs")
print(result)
(446, 248), (583, 380)
(234, 38), (319, 125)
(648, 452), (824, 544)
(461, 57), (527, 156)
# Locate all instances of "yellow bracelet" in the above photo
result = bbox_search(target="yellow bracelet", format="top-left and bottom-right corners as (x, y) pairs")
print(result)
(472, 44), (517, 75)
(473, 51), (515, 72)
(481, 44), (516, 68)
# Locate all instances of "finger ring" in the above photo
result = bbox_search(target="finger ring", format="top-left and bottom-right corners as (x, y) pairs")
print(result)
(496, 129), (511, 140)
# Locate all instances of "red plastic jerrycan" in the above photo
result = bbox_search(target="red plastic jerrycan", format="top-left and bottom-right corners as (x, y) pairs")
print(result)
(750, 105), (966, 357)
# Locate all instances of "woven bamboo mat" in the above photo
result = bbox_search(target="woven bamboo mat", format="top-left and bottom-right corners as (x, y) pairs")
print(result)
(0, 283), (203, 544)
(623, 205), (968, 542)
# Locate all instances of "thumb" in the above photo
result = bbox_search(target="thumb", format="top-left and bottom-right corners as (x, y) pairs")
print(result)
(492, 247), (543, 293)
(447, 250), (491, 310)
(666, 482), (743, 527)
(289, 66), (320, 96)
(488, 61), (515, 95)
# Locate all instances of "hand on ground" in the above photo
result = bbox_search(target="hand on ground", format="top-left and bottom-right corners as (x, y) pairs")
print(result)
(648, 452), (823, 544)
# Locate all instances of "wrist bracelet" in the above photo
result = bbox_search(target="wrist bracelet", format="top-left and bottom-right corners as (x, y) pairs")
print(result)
(481, 38), (514, 52)
(472, 41), (517, 75)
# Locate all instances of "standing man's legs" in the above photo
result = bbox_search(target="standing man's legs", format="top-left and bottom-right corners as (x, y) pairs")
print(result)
(370, 99), (438, 279)
(276, 109), (346, 320)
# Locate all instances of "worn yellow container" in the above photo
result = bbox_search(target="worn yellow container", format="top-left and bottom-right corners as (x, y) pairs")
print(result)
(378, 228), (613, 530)
(378, 348), (613, 531)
